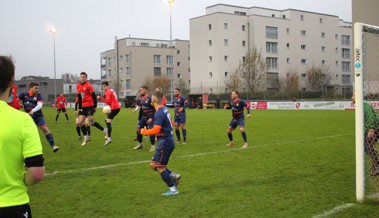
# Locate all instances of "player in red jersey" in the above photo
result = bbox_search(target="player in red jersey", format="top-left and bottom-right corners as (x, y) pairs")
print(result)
(97, 81), (121, 146)
(7, 84), (22, 110)
(76, 72), (98, 146)
(54, 92), (69, 124)
(155, 87), (167, 106)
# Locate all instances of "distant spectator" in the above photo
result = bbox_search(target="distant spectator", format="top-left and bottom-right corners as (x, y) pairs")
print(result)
(292, 97), (297, 102)
(216, 96), (221, 109)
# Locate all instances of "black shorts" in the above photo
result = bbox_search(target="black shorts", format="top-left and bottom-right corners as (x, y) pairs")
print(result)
(107, 108), (120, 120)
(79, 106), (95, 117)
(57, 108), (67, 113)
(0, 204), (32, 218)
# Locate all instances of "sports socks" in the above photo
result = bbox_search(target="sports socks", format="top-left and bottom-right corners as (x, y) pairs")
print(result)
(45, 133), (55, 147)
(160, 169), (175, 187)
(241, 132), (247, 142)
(106, 122), (112, 137)
(228, 133), (233, 141)
(175, 129), (181, 141)
(93, 122), (104, 131)
(76, 126), (81, 136)
(182, 129), (187, 141)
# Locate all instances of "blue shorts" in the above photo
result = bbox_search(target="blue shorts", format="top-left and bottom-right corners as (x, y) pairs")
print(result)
(228, 118), (245, 129)
(151, 138), (175, 167)
(138, 116), (153, 129)
(174, 114), (186, 125)
(33, 115), (47, 127)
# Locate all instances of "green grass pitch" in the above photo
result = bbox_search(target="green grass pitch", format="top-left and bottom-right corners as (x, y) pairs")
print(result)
(27, 108), (379, 218)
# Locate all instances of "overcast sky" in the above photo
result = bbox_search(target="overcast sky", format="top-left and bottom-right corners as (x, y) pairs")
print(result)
(0, 0), (351, 80)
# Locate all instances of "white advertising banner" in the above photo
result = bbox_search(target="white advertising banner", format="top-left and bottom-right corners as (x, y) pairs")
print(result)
(248, 101), (379, 110)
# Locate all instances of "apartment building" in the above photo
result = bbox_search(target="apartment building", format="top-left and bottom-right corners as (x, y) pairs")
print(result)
(189, 4), (353, 96)
(100, 37), (190, 100)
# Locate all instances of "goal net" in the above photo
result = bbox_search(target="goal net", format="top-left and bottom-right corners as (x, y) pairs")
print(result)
(354, 22), (379, 202)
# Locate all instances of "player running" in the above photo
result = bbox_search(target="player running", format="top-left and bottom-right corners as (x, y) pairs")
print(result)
(224, 90), (251, 148)
(19, 82), (59, 152)
(141, 90), (181, 196)
(7, 84), (22, 110)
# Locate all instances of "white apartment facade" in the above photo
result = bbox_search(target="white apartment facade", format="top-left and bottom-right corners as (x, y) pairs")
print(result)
(100, 37), (190, 99)
(190, 4), (353, 96)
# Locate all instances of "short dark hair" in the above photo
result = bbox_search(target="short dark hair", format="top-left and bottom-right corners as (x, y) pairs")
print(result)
(0, 56), (15, 94)
(80, 72), (87, 78)
(175, 88), (181, 92)
(29, 82), (39, 88)
(102, 81), (109, 86)
(140, 85), (148, 90)
(233, 90), (239, 96)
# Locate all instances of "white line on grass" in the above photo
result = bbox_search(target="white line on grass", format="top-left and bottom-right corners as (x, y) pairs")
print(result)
(45, 133), (352, 176)
(311, 203), (356, 218)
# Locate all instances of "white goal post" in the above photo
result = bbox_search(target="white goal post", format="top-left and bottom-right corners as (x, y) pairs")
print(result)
(354, 22), (379, 202)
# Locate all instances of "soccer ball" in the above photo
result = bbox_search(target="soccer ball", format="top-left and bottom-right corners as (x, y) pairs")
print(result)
(102, 105), (111, 114)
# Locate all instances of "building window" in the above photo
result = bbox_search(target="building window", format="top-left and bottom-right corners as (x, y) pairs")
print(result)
(141, 43), (149, 47)
(301, 44), (307, 50)
(224, 39), (228, 46)
(125, 54), (130, 64)
(209, 40), (212, 46)
(286, 28), (290, 34)
(125, 79), (130, 89)
(224, 55), (228, 61)
(321, 46), (326, 52)
(287, 58), (290, 64)
(126, 67), (130, 76)
(153, 55), (161, 64)
(321, 60), (326, 65)
(266, 57), (278, 69)
(167, 67), (173, 77)
(266, 42), (278, 53)
(242, 25), (245, 31)
(301, 59), (307, 64)
(242, 41), (246, 47)
(336, 47), (339, 53)
(336, 61), (339, 66)
(321, 32), (326, 38)
(341, 35), (351, 46)
(177, 62), (181, 66)
(301, 30), (307, 36)
(286, 43), (290, 48)
(342, 75), (351, 84)
(154, 67), (161, 76)
(166, 55), (173, 64)
(342, 48), (351, 59)
(177, 73), (181, 78)
(320, 18), (323, 24)
(208, 24), (212, 30)
(224, 23), (228, 30)
(302, 74), (306, 78)
(335, 34), (338, 39)
(336, 74), (339, 80)
(209, 72), (213, 78)
(209, 56), (212, 62)
(266, 26), (278, 39)
(342, 61), (351, 72)
(300, 15), (304, 21)
(282, 15), (286, 19)
(177, 50), (181, 54)
(225, 72), (228, 77)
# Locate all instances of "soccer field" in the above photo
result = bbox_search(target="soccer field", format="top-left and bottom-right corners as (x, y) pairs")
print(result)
(28, 108), (378, 218)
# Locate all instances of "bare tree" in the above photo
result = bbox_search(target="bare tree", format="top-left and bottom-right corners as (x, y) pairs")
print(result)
(285, 70), (300, 91)
(143, 76), (170, 95)
(224, 70), (242, 92)
(175, 78), (190, 96)
(237, 47), (268, 94)
(306, 65), (332, 93)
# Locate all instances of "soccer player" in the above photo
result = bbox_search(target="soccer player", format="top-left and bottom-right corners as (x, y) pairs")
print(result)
(0, 55), (45, 218)
(97, 81), (121, 146)
(173, 88), (189, 144)
(54, 92), (69, 123)
(7, 84), (22, 110)
(141, 90), (181, 196)
(352, 94), (379, 176)
(224, 90), (251, 148)
(76, 72), (102, 146)
(155, 87), (167, 105)
(133, 86), (156, 152)
(19, 82), (59, 152)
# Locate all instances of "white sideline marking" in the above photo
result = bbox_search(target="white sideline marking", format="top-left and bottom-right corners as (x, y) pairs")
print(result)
(45, 133), (352, 176)
(312, 203), (356, 218)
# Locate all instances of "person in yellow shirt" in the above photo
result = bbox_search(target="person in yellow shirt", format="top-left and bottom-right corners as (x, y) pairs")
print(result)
(0, 56), (45, 217)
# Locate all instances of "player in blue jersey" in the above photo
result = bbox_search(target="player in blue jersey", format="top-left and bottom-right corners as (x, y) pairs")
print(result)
(173, 88), (189, 144)
(19, 82), (59, 152)
(133, 86), (156, 152)
(141, 90), (181, 196)
(224, 90), (251, 148)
